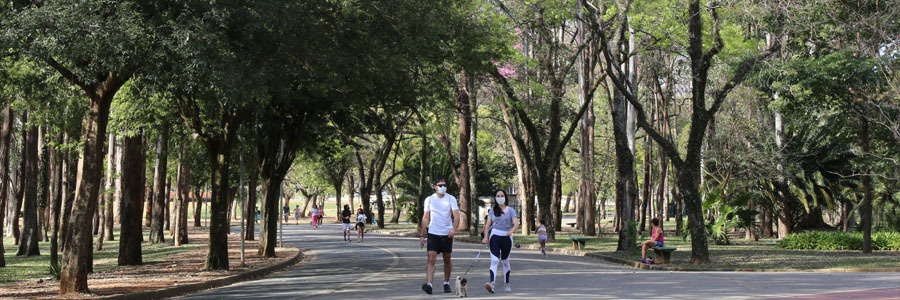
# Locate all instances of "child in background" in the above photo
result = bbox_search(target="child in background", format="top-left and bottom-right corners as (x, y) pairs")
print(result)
(536, 222), (548, 256)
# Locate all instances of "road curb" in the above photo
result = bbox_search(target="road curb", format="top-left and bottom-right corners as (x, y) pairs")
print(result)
(98, 246), (306, 300)
(369, 229), (900, 273)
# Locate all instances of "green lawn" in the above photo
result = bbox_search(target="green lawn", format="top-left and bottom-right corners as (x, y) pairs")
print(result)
(508, 231), (900, 270)
(0, 227), (201, 284)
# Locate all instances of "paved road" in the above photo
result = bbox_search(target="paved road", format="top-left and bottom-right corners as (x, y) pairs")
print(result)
(177, 224), (900, 300)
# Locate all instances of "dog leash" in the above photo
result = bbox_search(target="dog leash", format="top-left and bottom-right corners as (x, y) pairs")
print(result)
(461, 244), (486, 277)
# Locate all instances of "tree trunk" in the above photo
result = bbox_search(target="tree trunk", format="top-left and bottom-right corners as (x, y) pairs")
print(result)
(118, 133), (144, 265)
(415, 118), (427, 224)
(10, 128), (25, 245)
(258, 174), (283, 258)
(144, 186), (152, 228)
(334, 183), (343, 223)
(551, 166), (562, 230)
(576, 0), (596, 235)
(115, 135), (123, 224)
(375, 176), (384, 229)
(59, 133), (78, 253)
(193, 188), (202, 227)
(773, 110), (793, 239)
(60, 84), (119, 294)
(347, 174), (355, 211)
(49, 133), (63, 270)
(174, 150), (189, 246)
(244, 165), (257, 241)
(104, 133), (115, 241)
(17, 115), (40, 257)
(613, 89), (638, 251)
(165, 178), (172, 233)
(456, 70), (472, 232)
(640, 137), (652, 234)
(149, 124), (168, 244)
(390, 186), (400, 224)
(677, 164), (710, 264)
(0, 104), (12, 267)
(858, 112), (873, 253)
(205, 150), (231, 270)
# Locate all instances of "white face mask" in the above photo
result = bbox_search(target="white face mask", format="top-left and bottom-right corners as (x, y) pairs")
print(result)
(495, 197), (506, 205)
(436, 186), (446, 195)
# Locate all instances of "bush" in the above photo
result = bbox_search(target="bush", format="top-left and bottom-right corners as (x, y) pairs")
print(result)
(779, 231), (900, 251)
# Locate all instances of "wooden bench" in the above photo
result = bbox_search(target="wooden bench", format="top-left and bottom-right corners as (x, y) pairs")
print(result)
(566, 222), (577, 228)
(569, 236), (589, 250)
(651, 246), (677, 264)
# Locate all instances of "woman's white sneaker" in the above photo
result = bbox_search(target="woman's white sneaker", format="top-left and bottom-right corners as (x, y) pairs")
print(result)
(484, 282), (495, 293)
(503, 284), (512, 292)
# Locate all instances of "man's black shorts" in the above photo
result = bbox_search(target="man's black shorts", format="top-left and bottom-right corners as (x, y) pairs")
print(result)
(426, 233), (453, 254)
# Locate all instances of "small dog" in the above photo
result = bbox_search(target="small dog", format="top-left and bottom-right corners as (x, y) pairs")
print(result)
(455, 276), (468, 297)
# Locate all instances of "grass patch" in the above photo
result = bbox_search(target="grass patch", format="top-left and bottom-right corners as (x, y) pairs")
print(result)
(0, 227), (201, 284)
(510, 231), (900, 270)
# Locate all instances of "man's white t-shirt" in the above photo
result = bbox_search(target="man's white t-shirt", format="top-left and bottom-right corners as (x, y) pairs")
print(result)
(424, 193), (459, 236)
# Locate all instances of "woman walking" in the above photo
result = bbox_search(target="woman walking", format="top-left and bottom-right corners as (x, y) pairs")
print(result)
(355, 208), (367, 243)
(310, 204), (319, 229)
(481, 189), (518, 293)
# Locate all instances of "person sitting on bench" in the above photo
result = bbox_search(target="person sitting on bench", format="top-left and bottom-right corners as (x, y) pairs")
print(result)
(640, 218), (664, 264)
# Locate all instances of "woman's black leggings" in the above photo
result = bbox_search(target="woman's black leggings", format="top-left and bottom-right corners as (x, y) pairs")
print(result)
(489, 234), (512, 283)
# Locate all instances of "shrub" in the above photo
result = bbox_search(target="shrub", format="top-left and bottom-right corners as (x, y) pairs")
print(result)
(779, 231), (900, 251)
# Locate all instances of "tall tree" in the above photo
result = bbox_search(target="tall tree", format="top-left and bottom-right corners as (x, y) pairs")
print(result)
(118, 132), (144, 266)
(149, 124), (169, 244)
(0, 104), (13, 266)
(16, 112), (39, 256)
(587, 0), (778, 263)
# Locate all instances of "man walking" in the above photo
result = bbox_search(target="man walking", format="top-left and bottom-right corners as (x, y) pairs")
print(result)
(419, 178), (460, 295)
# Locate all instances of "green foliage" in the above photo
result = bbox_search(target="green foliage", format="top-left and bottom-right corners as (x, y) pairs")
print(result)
(779, 231), (900, 251)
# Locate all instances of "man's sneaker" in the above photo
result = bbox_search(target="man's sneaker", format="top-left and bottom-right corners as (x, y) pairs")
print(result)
(422, 283), (432, 295)
(504, 284), (512, 292)
(443, 283), (452, 293)
(484, 282), (495, 294)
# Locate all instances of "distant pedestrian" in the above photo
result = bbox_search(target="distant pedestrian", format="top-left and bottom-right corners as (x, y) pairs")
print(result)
(481, 189), (518, 293)
(355, 208), (367, 243)
(255, 209), (261, 224)
(536, 222), (548, 256)
(317, 204), (325, 225)
(294, 205), (301, 225)
(342, 205), (353, 242)
(310, 204), (319, 229)
(282, 204), (290, 223)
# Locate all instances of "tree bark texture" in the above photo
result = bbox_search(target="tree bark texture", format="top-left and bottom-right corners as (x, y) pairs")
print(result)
(118, 133), (144, 266)
(17, 116), (40, 257)
(174, 150), (190, 246)
(456, 70), (472, 231)
(104, 133), (115, 241)
(149, 124), (169, 244)
(60, 77), (120, 294)
(0, 104), (12, 266)
(245, 164), (257, 240)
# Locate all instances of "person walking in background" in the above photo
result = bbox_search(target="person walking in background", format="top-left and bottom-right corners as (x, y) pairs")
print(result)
(310, 204), (319, 229)
(536, 222), (548, 256)
(355, 208), (367, 243)
(317, 205), (325, 226)
(282, 204), (290, 224)
(294, 205), (301, 225)
(419, 178), (460, 295)
(481, 189), (519, 293)
(342, 205), (353, 242)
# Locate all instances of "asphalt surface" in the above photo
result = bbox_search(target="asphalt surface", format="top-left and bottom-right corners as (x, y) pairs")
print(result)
(176, 223), (900, 300)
